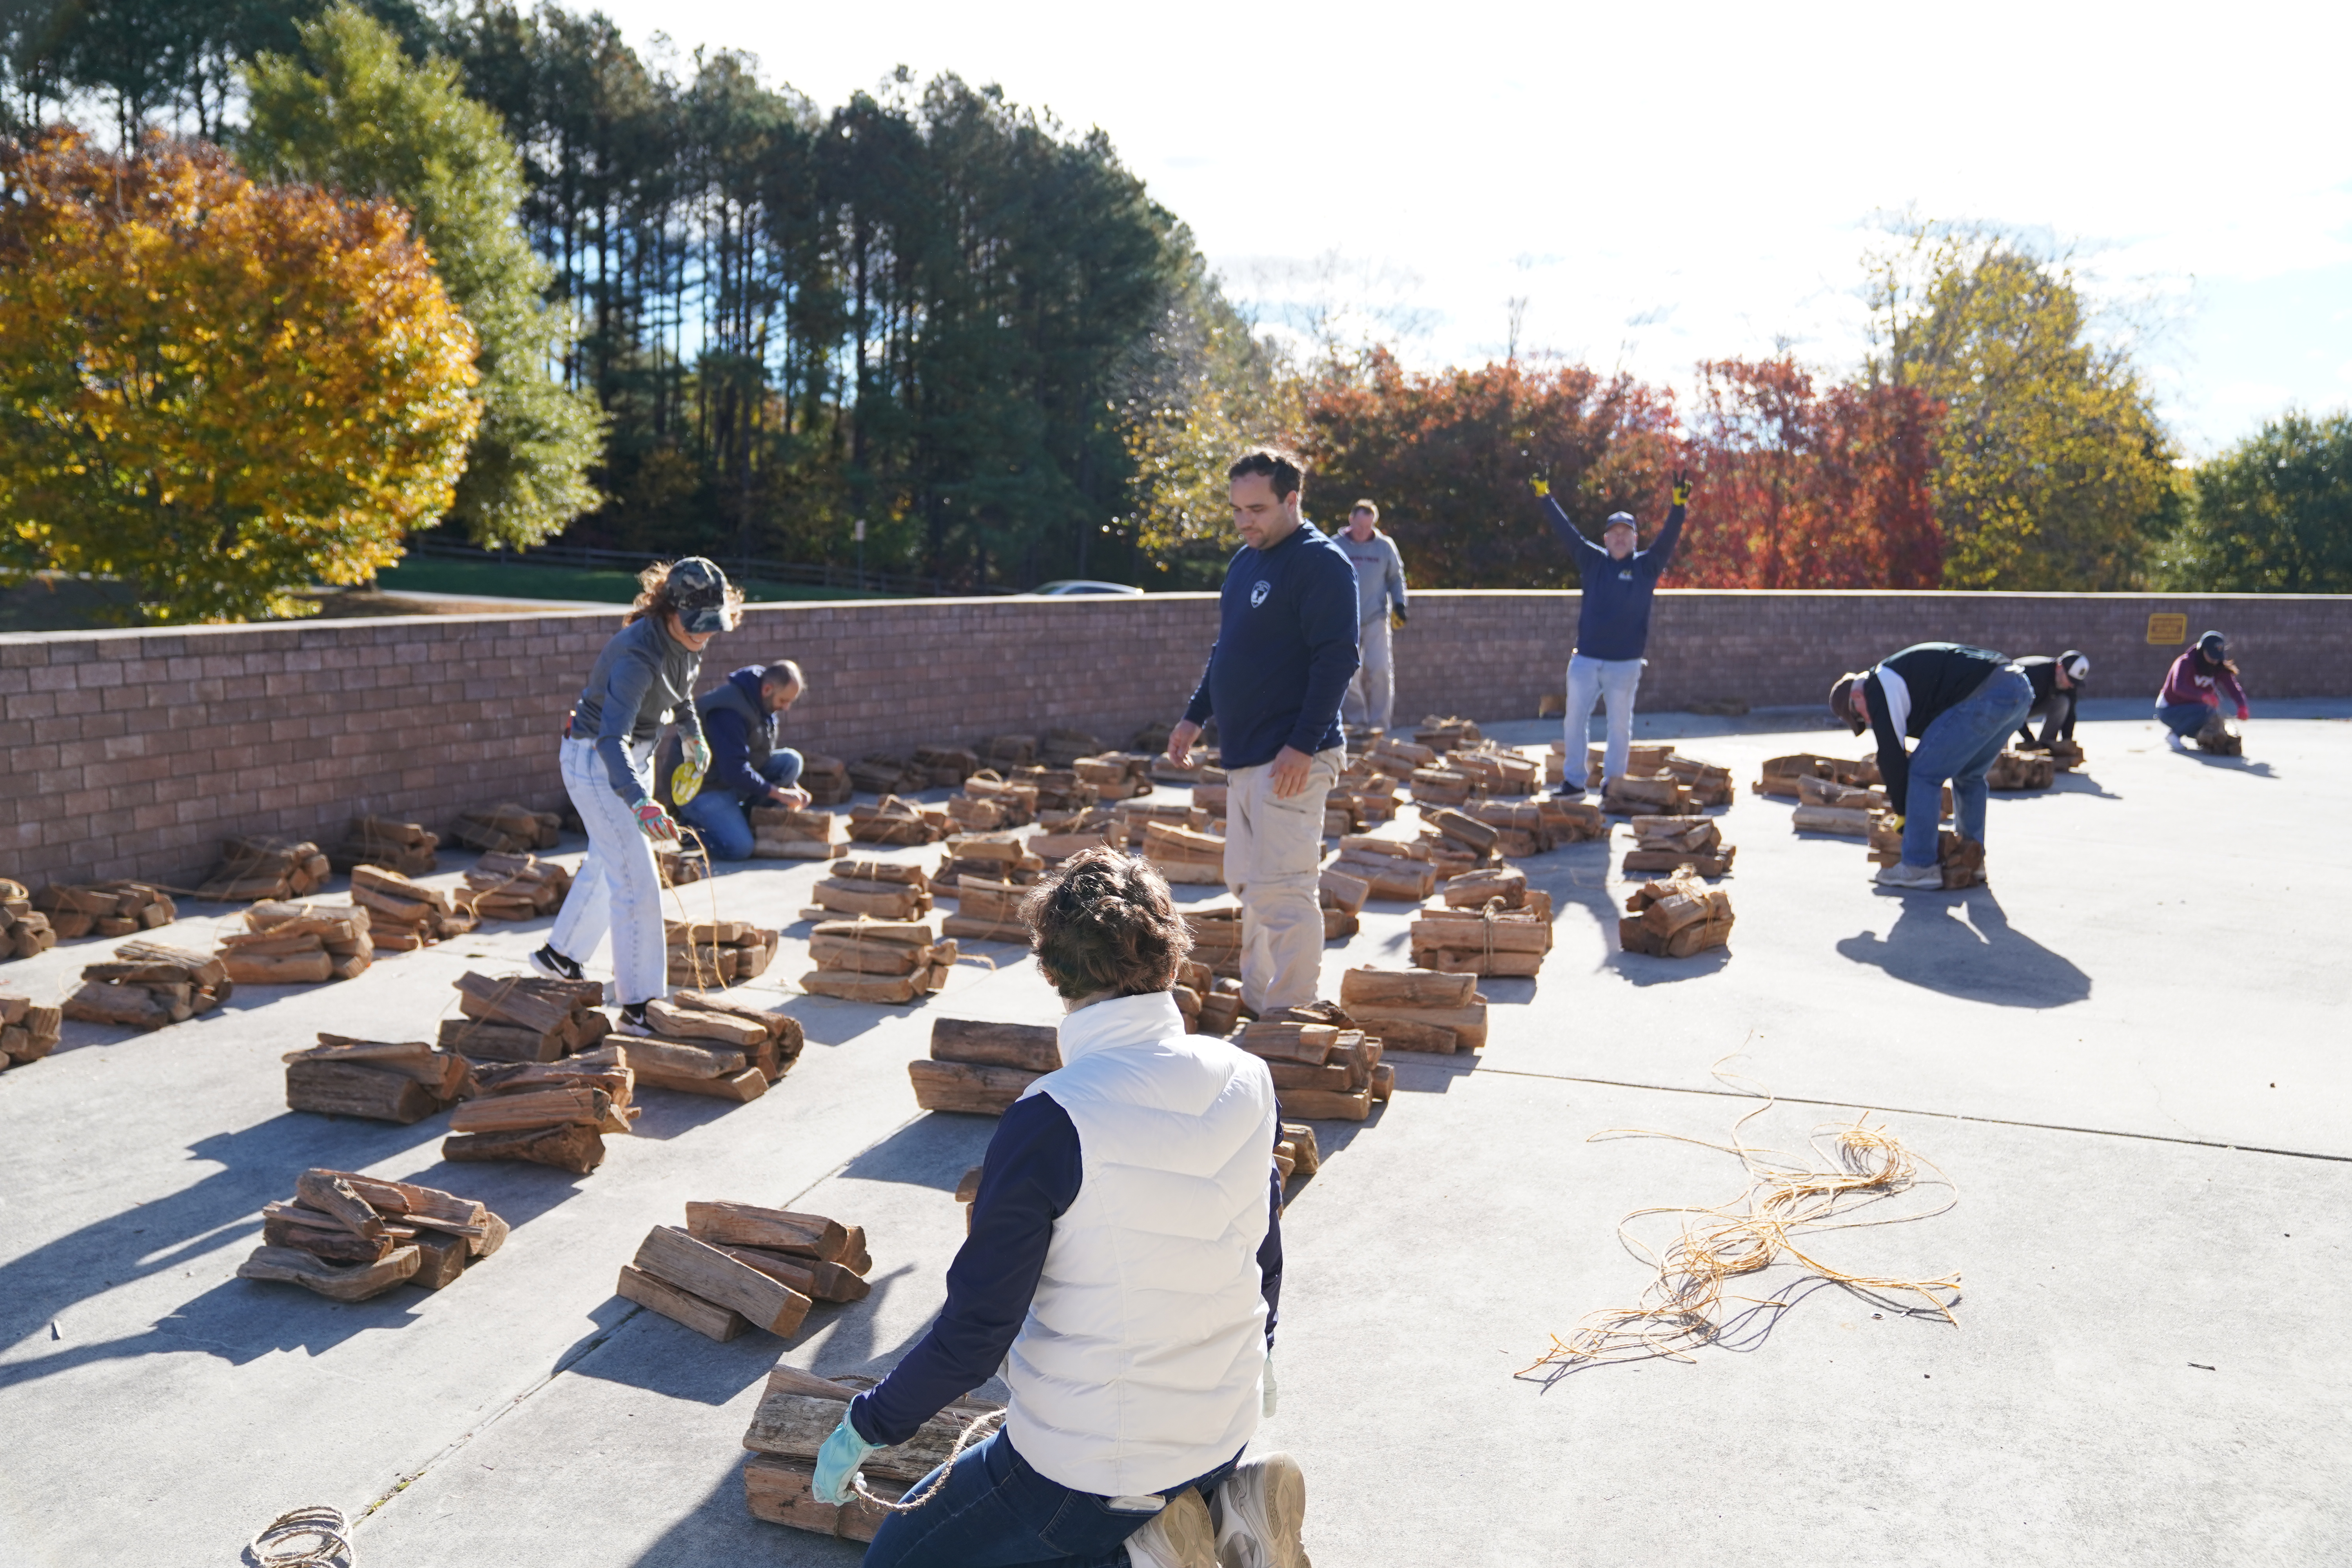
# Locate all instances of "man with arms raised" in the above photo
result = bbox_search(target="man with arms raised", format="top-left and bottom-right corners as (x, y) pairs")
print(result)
(1167, 448), (1359, 1018)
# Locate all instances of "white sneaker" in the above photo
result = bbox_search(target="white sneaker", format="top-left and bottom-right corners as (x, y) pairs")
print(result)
(2165, 732), (2188, 752)
(1874, 862), (1944, 889)
(1213, 1452), (1310, 1568)
(1125, 1487), (1217, 1568)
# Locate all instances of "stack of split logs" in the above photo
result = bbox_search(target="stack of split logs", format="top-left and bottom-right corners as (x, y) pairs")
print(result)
(2047, 739), (2087, 771)
(1419, 806), (1510, 879)
(1139, 820), (1225, 884)
(0, 985), (64, 1070)
(949, 772), (1038, 831)
(2190, 715), (2243, 756)
(348, 865), (477, 951)
(1588, 746), (1735, 808)
(1040, 728), (1106, 766)
(1029, 806), (1117, 863)
(851, 746), (980, 794)
(849, 796), (951, 846)
(939, 831), (1044, 895)
(238, 1169), (509, 1302)
(451, 803), (563, 855)
(801, 919), (954, 1003)
(1753, 752), (1878, 799)
(1985, 749), (2057, 790)
(285, 1034), (470, 1122)
(195, 836), (329, 902)
(1325, 764), (1400, 834)
(445, 1045), (627, 1175)
(62, 941), (230, 1029)
(2, 880), (58, 961)
(1446, 742), (1542, 798)
(909, 1017), (1060, 1115)
(460, 852), (573, 921)
(1409, 900), (1553, 976)
(750, 806), (845, 860)
(1183, 904), (1243, 979)
(1619, 870), (1735, 958)
(1328, 835), (1437, 902)
(658, 845), (710, 886)
(1592, 746), (1696, 816)
(1789, 773), (1887, 837)
(668, 920), (780, 987)
(633, 990), (804, 1093)
(1622, 815), (1735, 877)
(1468, 798), (1605, 857)
(1416, 715), (1482, 749)
(1235, 1016), (1392, 1122)
(1436, 864), (1554, 924)
(622, 1202), (873, 1342)
(218, 900), (374, 985)
(1274, 1122), (1321, 1183)
(809, 859), (934, 921)
(742, 1367), (992, 1544)
(939, 871), (1036, 944)
(31, 880), (174, 940)
(799, 754), (854, 806)
(1866, 819), (1987, 887)
(328, 816), (438, 877)
(1338, 968), (1486, 1054)
(439, 971), (611, 1065)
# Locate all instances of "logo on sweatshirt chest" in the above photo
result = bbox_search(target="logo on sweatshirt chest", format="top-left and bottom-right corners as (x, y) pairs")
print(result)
(1249, 579), (1271, 608)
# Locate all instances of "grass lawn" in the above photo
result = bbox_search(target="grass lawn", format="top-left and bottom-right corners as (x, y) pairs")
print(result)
(373, 557), (889, 603)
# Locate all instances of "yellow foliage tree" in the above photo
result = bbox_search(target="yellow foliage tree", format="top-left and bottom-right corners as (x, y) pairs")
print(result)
(0, 128), (481, 622)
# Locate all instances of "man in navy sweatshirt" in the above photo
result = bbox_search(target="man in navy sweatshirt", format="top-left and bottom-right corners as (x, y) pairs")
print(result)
(657, 661), (808, 860)
(1166, 448), (1359, 1015)
(1531, 468), (1691, 786)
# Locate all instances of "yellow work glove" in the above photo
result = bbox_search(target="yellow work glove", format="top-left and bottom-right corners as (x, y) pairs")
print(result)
(1529, 475), (1550, 497)
(1887, 814), (1905, 830)
(1389, 606), (1407, 630)
(1671, 468), (1693, 508)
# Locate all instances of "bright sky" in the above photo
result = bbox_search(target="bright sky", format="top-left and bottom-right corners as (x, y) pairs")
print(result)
(594, 0), (2351, 456)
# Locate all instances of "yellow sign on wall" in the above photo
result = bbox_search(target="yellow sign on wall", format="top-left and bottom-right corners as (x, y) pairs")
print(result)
(2146, 613), (2188, 645)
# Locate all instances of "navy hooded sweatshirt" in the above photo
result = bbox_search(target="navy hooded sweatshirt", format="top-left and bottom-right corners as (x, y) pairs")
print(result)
(1541, 496), (1686, 661)
(1183, 520), (1360, 769)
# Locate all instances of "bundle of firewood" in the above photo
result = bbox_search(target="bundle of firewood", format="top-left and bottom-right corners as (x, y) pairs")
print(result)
(950, 771), (1039, 830)
(1865, 816), (1985, 887)
(3, 881), (58, 960)
(459, 852), (573, 920)
(667, 920), (779, 987)
(1116, 800), (1212, 840)
(438, 971), (609, 1064)
(218, 900), (373, 985)
(1406, 758), (1475, 808)
(1449, 742), (1542, 797)
(1275, 1121), (1321, 1183)
(1182, 902), (1243, 978)
(1330, 835), (1438, 901)
(1030, 806), (1118, 862)
(451, 803), (562, 855)
(1191, 769), (1229, 818)
(2047, 739), (2086, 771)
(938, 832), (1044, 897)
(62, 941), (230, 1029)
(848, 795), (951, 846)
(1468, 798), (1606, 856)
(1073, 752), (1154, 799)
(0, 985), (64, 1070)
(1410, 902), (1552, 976)
(348, 864), (477, 951)
(742, 1367), (985, 1543)
(1416, 715), (1481, 749)
(238, 1168), (510, 1301)
(657, 844), (710, 886)
(1320, 871), (1366, 939)
(1986, 749), (2056, 790)
(849, 754), (928, 795)
(1596, 748), (1733, 807)
(445, 1042), (627, 1174)
(284, 1034), (470, 1122)
(1197, 978), (1244, 1036)
(1040, 728), (1105, 767)
(1012, 766), (1101, 813)
(1327, 771), (1400, 833)
(1623, 815), (1736, 877)
(800, 918), (955, 1003)
(748, 805), (846, 860)
(909, 1017), (1061, 1115)
(1437, 866), (1554, 922)
(194, 836), (330, 902)
(979, 733), (1037, 770)
(1363, 735), (1436, 781)
(809, 860), (934, 921)
(1754, 752), (1877, 797)
(1597, 768), (1694, 817)
(1236, 1017), (1392, 1122)
(1793, 775), (1945, 838)
(622, 1202), (873, 1342)
(1338, 967), (1487, 1053)
(939, 876), (1032, 943)
(1150, 748), (1217, 785)
(644, 989), (805, 1086)
(1421, 808), (1505, 877)
(327, 816), (438, 877)
(1140, 821), (1225, 884)
(31, 880), (174, 940)
(799, 753), (854, 806)
(911, 743), (980, 787)
(1618, 869), (1735, 957)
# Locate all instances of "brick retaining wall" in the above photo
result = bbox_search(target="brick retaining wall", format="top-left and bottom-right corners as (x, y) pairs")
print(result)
(4, 590), (2343, 888)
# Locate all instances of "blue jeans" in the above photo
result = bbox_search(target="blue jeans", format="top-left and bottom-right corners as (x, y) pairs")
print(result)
(675, 750), (802, 861)
(2156, 701), (2213, 737)
(1565, 653), (1644, 783)
(862, 1430), (1241, 1568)
(1901, 668), (2032, 868)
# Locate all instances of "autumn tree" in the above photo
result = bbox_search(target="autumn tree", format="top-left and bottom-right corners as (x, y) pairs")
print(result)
(1676, 358), (1944, 588)
(0, 128), (480, 622)
(1304, 348), (1680, 589)
(2159, 409), (2352, 591)
(241, 4), (602, 550)
(1867, 221), (2178, 589)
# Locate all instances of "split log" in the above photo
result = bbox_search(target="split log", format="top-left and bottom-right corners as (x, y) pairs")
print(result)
(237, 1243), (419, 1302)
(448, 1086), (610, 1134)
(634, 1224), (812, 1335)
(685, 1202), (851, 1261)
(715, 1244), (873, 1304)
(618, 1263), (748, 1341)
(908, 1058), (1041, 1115)
(1791, 804), (1874, 837)
(443, 1122), (606, 1174)
(743, 1368), (1000, 1483)
(929, 1018), (1062, 1073)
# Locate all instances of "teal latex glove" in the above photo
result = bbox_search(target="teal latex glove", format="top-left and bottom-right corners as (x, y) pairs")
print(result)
(814, 1417), (878, 1506)
(1263, 1350), (1278, 1417)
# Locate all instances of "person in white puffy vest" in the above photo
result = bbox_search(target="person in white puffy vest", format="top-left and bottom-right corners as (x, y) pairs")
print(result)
(813, 846), (1310, 1568)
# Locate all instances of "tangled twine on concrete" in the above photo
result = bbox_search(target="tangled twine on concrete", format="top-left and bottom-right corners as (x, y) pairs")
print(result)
(247, 1504), (353, 1567)
(1522, 1062), (1960, 1380)
(851, 1407), (1007, 1513)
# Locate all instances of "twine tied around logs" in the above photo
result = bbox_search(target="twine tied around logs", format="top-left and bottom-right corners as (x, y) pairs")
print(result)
(247, 1504), (353, 1567)
(850, 1407), (1007, 1513)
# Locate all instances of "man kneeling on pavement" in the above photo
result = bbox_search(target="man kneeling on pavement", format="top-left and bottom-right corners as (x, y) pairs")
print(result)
(656, 660), (808, 859)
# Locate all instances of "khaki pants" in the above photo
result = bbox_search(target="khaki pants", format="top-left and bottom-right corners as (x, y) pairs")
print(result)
(1342, 612), (1394, 731)
(1223, 746), (1342, 1013)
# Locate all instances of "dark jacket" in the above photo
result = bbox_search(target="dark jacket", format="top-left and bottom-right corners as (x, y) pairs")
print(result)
(1541, 497), (1686, 661)
(1862, 642), (2011, 807)
(2014, 656), (2081, 746)
(1183, 520), (1360, 769)
(657, 668), (777, 806)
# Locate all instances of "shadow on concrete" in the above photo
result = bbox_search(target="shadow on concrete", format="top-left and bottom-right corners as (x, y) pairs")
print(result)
(563, 1292), (790, 1406)
(784, 997), (912, 1050)
(1384, 1053), (1479, 1096)
(385, 1149), (597, 1235)
(2182, 751), (2278, 779)
(838, 1112), (998, 1193)
(622, 1456), (867, 1568)
(621, 1087), (763, 1143)
(1834, 886), (2089, 1007)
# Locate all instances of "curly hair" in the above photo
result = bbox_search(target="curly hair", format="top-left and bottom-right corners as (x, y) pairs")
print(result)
(1019, 846), (1191, 1001)
(624, 560), (744, 628)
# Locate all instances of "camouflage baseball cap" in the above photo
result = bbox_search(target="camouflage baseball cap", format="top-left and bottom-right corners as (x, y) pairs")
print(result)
(669, 557), (732, 634)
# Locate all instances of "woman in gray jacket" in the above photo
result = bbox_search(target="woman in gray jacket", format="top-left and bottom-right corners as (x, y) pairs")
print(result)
(531, 558), (737, 1034)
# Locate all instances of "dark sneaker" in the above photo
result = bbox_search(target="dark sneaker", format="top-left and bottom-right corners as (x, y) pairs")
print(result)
(615, 1003), (654, 1037)
(530, 945), (584, 982)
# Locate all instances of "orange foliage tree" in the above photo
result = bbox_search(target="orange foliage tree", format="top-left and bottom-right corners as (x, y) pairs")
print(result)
(1302, 348), (1681, 589)
(1675, 358), (1944, 588)
(0, 128), (480, 622)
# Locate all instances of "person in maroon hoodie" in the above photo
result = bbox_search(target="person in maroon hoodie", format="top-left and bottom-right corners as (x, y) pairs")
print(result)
(2156, 631), (2250, 751)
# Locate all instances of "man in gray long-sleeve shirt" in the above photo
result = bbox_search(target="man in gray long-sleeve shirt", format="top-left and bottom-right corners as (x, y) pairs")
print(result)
(1336, 500), (1409, 732)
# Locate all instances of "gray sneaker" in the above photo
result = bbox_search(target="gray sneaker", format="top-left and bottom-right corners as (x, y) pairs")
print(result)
(1125, 1487), (1216, 1568)
(1874, 862), (1944, 889)
(1213, 1452), (1310, 1568)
